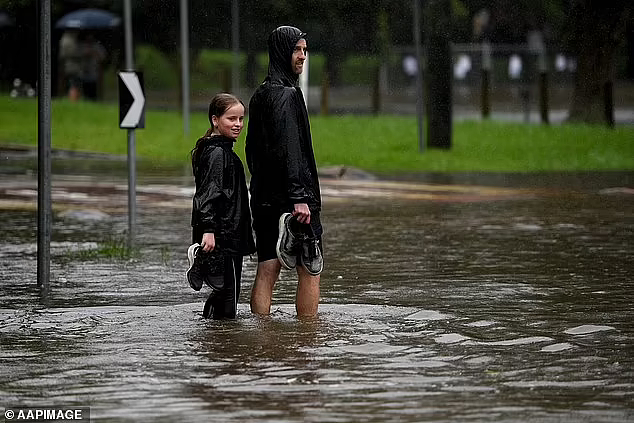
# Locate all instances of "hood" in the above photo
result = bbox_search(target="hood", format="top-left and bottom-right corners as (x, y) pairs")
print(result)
(196, 134), (235, 150)
(207, 134), (236, 146)
(267, 25), (306, 87)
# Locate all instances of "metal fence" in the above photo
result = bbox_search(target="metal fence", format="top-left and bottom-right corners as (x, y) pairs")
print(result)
(31, 40), (633, 123)
(305, 43), (633, 123)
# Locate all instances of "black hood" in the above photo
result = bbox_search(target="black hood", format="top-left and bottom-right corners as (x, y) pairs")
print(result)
(207, 134), (236, 146)
(267, 25), (306, 87)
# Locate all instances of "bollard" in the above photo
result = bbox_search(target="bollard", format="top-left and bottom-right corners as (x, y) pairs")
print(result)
(372, 65), (380, 115)
(320, 71), (329, 116)
(537, 47), (549, 124)
(481, 42), (491, 119)
(521, 87), (530, 124)
(604, 81), (614, 127)
(539, 72), (549, 124)
(481, 70), (490, 119)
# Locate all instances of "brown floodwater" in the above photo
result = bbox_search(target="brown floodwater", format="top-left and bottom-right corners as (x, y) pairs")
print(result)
(0, 168), (632, 422)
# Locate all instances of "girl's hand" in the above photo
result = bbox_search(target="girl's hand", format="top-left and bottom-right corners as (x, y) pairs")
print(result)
(201, 232), (216, 252)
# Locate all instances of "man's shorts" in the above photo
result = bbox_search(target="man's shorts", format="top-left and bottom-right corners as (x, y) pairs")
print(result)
(252, 206), (323, 262)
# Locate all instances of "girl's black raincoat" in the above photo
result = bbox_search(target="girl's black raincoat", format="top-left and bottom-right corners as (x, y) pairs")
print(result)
(245, 26), (321, 213)
(191, 135), (255, 255)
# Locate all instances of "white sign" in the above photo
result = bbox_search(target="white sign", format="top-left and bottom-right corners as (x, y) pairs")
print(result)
(118, 71), (145, 129)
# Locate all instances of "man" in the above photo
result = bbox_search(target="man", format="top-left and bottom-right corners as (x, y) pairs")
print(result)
(246, 26), (323, 318)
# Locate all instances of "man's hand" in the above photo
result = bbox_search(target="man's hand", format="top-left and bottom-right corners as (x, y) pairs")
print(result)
(293, 203), (311, 224)
(201, 232), (216, 252)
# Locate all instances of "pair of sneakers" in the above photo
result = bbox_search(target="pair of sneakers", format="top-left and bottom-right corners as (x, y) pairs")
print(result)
(276, 212), (323, 276)
(186, 243), (224, 291)
(187, 244), (224, 319)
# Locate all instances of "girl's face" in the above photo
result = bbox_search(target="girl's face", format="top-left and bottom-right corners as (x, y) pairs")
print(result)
(212, 103), (245, 139)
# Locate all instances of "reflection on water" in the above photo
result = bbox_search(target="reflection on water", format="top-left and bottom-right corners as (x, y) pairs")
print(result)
(0, 174), (633, 422)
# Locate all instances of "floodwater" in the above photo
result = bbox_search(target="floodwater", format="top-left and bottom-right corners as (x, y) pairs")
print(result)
(0, 165), (633, 422)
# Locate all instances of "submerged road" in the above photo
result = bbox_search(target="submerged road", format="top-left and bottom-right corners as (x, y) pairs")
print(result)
(0, 169), (632, 422)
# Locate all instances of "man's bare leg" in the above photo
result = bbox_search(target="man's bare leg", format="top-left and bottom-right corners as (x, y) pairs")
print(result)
(250, 259), (281, 315)
(296, 265), (320, 317)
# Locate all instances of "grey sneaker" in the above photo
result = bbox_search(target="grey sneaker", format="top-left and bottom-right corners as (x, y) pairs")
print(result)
(300, 237), (323, 276)
(186, 243), (204, 291)
(276, 212), (301, 269)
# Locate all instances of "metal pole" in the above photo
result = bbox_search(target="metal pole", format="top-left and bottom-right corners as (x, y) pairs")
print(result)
(180, 0), (190, 135)
(413, 0), (425, 152)
(124, 0), (136, 249)
(124, 0), (133, 71)
(300, 54), (309, 107)
(37, 0), (52, 292)
(231, 0), (239, 94)
(127, 129), (136, 249)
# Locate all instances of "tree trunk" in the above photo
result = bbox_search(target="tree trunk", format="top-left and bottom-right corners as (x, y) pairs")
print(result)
(567, 1), (631, 125)
(425, 0), (452, 149)
(245, 50), (258, 90)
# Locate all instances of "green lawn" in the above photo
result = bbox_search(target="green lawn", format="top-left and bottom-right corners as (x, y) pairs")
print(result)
(2, 97), (633, 174)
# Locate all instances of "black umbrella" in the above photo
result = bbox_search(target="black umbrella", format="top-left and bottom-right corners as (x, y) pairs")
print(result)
(0, 12), (15, 28)
(55, 8), (121, 30)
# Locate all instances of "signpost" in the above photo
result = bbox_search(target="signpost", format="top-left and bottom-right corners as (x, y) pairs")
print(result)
(37, 0), (52, 292)
(180, 0), (190, 135)
(118, 71), (144, 250)
(121, 0), (144, 250)
(231, 0), (239, 93)
(413, 0), (425, 152)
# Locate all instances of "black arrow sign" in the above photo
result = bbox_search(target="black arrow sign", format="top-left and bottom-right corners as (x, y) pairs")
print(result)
(119, 71), (145, 129)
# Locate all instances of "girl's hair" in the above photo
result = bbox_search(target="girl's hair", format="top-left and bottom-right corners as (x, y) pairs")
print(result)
(192, 93), (244, 169)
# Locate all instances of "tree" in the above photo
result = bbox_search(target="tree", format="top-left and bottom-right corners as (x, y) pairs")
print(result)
(425, 0), (452, 149)
(565, 0), (632, 125)
(239, 0), (295, 89)
(452, 0), (632, 126)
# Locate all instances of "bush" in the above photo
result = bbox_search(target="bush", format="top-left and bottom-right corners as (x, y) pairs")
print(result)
(136, 45), (178, 91)
(340, 55), (380, 85)
(194, 49), (251, 92)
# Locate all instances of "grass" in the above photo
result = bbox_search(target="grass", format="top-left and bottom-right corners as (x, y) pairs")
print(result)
(1, 97), (633, 174)
(57, 237), (137, 263)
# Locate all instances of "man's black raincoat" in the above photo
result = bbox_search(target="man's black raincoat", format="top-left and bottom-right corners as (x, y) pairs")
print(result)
(191, 135), (255, 255)
(245, 26), (321, 214)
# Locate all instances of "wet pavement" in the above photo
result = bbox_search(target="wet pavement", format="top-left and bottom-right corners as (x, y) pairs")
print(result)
(0, 162), (633, 422)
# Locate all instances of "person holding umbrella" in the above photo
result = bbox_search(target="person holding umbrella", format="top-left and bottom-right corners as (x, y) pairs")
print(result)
(55, 8), (120, 100)
(58, 30), (81, 101)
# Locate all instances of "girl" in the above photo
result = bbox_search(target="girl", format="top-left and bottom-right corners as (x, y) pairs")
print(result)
(187, 93), (255, 319)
